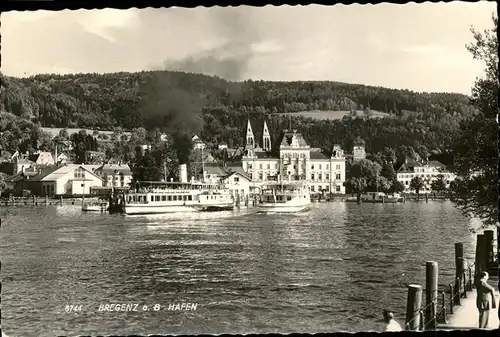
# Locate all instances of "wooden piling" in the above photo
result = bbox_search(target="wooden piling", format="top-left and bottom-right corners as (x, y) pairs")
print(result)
(440, 292), (447, 324)
(484, 230), (495, 267)
(454, 243), (464, 271)
(60, 195), (63, 206)
(456, 257), (466, 296)
(45, 195), (48, 206)
(425, 261), (438, 330)
(405, 284), (423, 331)
(476, 234), (486, 274)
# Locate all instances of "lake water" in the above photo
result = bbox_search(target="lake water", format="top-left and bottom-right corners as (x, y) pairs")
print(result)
(1, 201), (477, 336)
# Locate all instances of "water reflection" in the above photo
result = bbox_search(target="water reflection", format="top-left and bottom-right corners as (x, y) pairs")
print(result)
(1, 201), (474, 336)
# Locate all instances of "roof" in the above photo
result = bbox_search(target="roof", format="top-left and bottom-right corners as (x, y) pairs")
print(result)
(39, 164), (103, 182)
(27, 166), (60, 182)
(16, 159), (34, 165)
(82, 164), (102, 172)
(353, 137), (366, 146)
(223, 169), (251, 181)
(279, 130), (309, 148)
(424, 160), (446, 168)
(5, 172), (25, 183)
(310, 151), (329, 160)
(85, 151), (105, 155)
(97, 164), (132, 175)
(204, 164), (227, 176)
(255, 151), (279, 159)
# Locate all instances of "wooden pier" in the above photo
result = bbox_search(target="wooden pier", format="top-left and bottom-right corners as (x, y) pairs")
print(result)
(0, 196), (101, 207)
(403, 230), (499, 331)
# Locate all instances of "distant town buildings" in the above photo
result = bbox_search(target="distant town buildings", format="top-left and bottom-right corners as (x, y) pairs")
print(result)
(352, 138), (366, 161)
(192, 135), (206, 150)
(396, 159), (456, 194)
(241, 120), (346, 194)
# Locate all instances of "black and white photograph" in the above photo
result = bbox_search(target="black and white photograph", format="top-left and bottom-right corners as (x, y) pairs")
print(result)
(0, 1), (498, 336)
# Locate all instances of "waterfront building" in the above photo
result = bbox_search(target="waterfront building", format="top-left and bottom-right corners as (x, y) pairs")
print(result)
(12, 164), (104, 197)
(93, 164), (133, 188)
(221, 171), (252, 201)
(396, 159), (456, 194)
(241, 120), (346, 194)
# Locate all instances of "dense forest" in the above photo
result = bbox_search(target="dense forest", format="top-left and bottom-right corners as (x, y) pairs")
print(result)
(0, 70), (479, 167)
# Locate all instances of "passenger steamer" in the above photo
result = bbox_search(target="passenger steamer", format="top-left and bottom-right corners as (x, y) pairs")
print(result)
(122, 181), (235, 215)
(120, 164), (234, 215)
(257, 181), (311, 213)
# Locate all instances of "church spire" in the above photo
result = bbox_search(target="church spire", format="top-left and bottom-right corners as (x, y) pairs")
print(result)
(262, 121), (271, 151)
(246, 120), (255, 148)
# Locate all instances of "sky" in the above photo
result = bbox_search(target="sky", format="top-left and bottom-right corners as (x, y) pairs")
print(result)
(1, 2), (497, 95)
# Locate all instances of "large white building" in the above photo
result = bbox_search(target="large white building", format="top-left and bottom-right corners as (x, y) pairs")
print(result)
(241, 120), (346, 194)
(30, 164), (104, 197)
(396, 160), (456, 194)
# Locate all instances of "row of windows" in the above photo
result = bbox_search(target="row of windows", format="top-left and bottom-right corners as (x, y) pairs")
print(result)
(403, 180), (451, 186)
(310, 185), (342, 192)
(131, 194), (194, 202)
(264, 195), (293, 202)
(108, 176), (125, 180)
(399, 173), (452, 179)
(281, 153), (308, 159)
(42, 185), (55, 193)
(248, 173), (342, 181)
(74, 168), (85, 179)
(247, 163), (342, 170)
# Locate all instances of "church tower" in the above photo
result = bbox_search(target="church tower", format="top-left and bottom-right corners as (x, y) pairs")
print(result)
(262, 121), (271, 151)
(246, 120), (255, 148)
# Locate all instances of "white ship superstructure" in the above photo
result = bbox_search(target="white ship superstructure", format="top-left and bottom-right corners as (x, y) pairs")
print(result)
(257, 181), (311, 213)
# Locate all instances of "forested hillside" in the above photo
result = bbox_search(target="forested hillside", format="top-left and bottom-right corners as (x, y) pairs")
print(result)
(0, 70), (478, 166)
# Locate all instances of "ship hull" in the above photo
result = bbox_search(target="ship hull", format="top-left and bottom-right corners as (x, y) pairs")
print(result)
(123, 204), (199, 215)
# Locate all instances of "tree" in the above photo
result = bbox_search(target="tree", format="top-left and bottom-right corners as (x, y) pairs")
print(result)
(391, 180), (405, 194)
(347, 159), (382, 191)
(430, 175), (447, 194)
(381, 147), (397, 165)
(59, 128), (69, 139)
(410, 176), (424, 200)
(344, 177), (368, 201)
(449, 15), (499, 242)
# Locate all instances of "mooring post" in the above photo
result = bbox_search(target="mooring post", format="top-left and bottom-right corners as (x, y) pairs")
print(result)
(45, 195), (48, 206)
(455, 243), (464, 269)
(475, 234), (485, 274)
(425, 194), (428, 203)
(457, 256), (465, 293)
(440, 291), (447, 324)
(405, 284), (423, 331)
(484, 230), (495, 268)
(477, 234), (486, 274)
(60, 195), (63, 206)
(468, 267), (473, 291)
(425, 261), (438, 330)
(448, 284), (454, 314)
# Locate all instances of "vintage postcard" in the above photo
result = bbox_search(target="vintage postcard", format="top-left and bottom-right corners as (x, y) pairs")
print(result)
(0, 2), (498, 336)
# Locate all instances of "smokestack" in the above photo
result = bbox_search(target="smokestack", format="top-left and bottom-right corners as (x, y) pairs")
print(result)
(178, 164), (188, 183)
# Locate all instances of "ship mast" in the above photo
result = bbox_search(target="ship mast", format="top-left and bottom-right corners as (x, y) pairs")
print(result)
(201, 144), (205, 183)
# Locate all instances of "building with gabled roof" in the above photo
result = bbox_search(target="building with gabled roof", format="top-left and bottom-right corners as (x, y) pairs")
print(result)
(28, 152), (55, 166)
(23, 164), (105, 197)
(241, 120), (346, 194)
(90, 163), (133, 188)
(396, 159), (456, 194)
